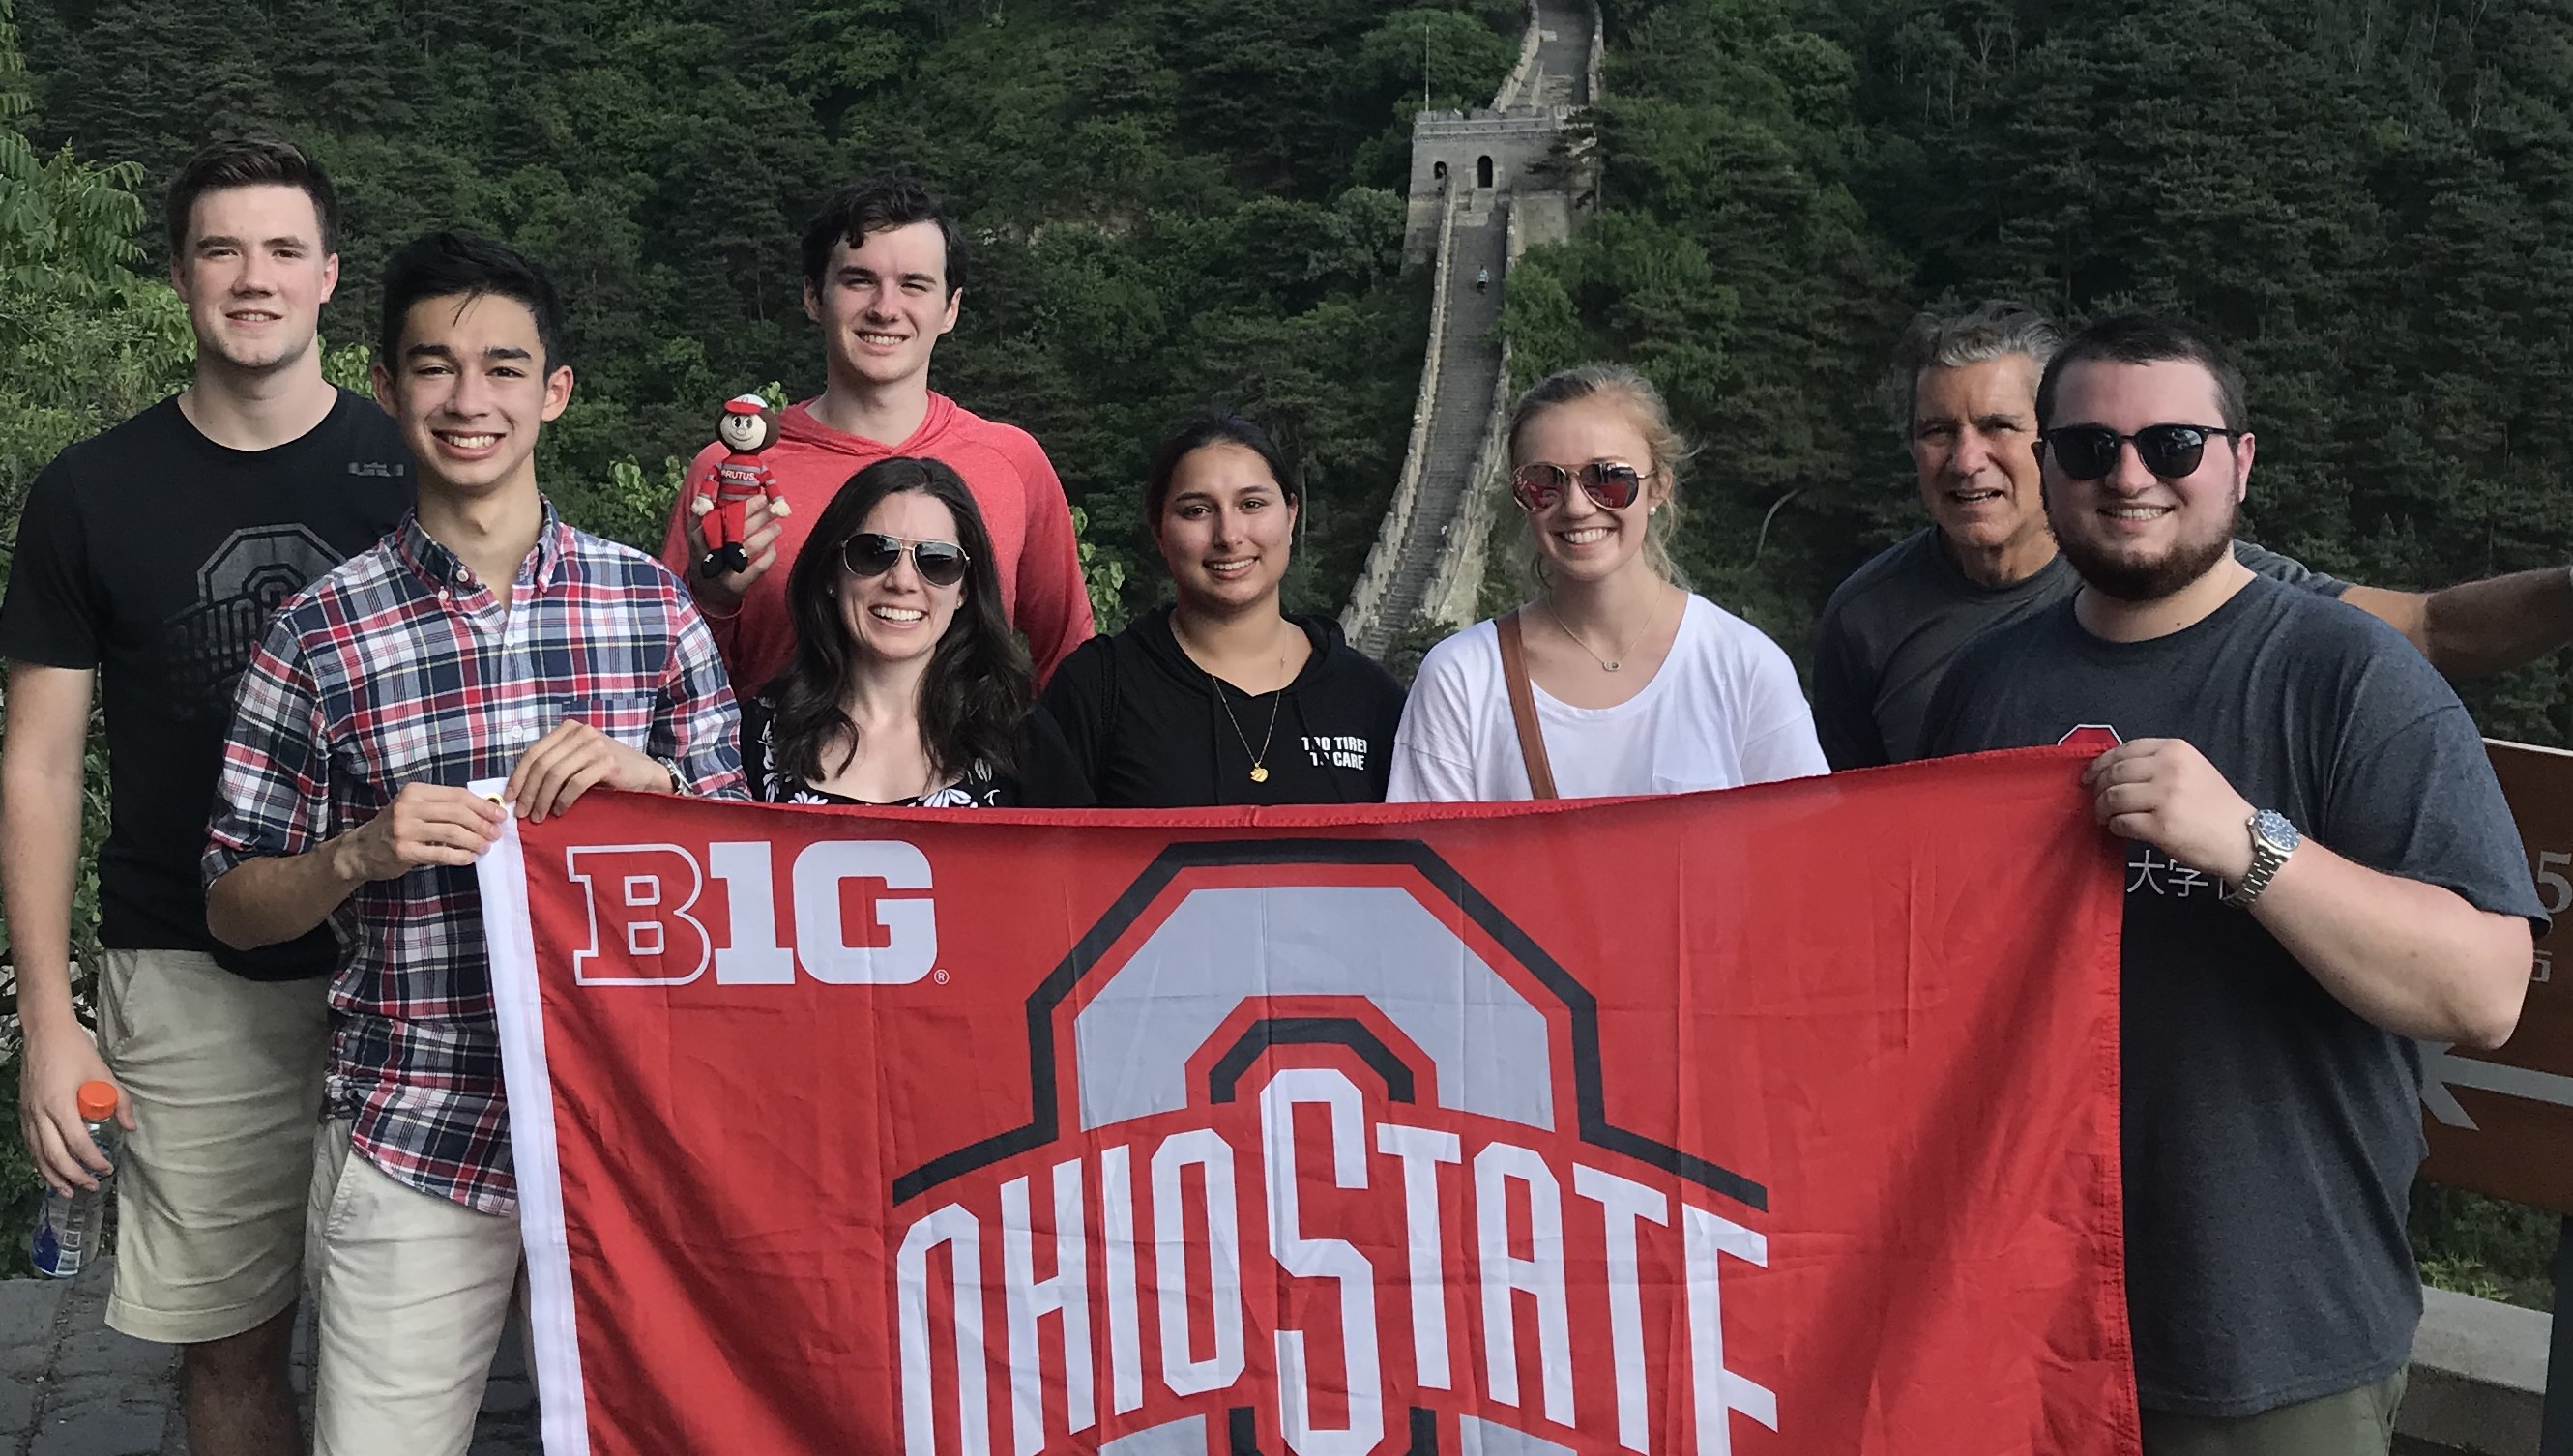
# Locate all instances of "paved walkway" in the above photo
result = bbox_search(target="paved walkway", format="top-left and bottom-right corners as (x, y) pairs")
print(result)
(0, 1259), (536, 1455)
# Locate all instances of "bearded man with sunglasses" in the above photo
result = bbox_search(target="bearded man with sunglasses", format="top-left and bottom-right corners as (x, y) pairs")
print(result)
(1920, 313), (2542, 1456)
(1814, 299), (2573, 770)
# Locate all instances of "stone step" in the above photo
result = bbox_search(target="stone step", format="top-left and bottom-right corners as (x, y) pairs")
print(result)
(0, 1258), (538, 1454)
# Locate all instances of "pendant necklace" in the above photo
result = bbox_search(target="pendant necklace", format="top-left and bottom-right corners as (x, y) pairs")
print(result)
(1213, 677), (1284, 783)
(1543, 595), (1652, 672)
(1205, 628), (1289, 784)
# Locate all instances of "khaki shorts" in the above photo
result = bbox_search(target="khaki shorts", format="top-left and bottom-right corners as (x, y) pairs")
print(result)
(307, 1120), (524, 1456)
(93, 947), (329, 1345)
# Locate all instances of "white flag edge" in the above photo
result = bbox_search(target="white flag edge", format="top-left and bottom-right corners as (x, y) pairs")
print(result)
(473, 778), (593, 1456)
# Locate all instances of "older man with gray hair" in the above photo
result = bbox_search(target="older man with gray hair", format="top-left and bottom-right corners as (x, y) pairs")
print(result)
(1811, 299), (2573, 770)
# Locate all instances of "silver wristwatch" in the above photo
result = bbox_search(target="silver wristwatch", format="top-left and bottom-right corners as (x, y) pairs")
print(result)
(2232, 809), (2300, 905)
(655, 756), (687, 796)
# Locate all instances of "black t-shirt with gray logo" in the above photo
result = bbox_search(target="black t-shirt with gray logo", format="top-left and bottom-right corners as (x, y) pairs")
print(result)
(0, 391), (410, 979)
(1919, 575), (2543, 1417)
(1814, 531), (2346, 770)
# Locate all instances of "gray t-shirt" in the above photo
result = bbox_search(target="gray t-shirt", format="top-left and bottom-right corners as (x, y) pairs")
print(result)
(1919, 576), (2543, 1417)
(1814, 533), (2346, 770)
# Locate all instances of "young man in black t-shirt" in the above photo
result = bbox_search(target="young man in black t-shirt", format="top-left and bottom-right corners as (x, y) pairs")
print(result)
(1921, 314), (2540, 1455)
(0, 140), (408, 1455)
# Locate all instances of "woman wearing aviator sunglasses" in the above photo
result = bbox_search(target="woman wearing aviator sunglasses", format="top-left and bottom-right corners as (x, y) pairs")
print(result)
(1389, 364), (1827, 801)
(1043, 412), (1407, 805)
(741, 456), (1093, 806)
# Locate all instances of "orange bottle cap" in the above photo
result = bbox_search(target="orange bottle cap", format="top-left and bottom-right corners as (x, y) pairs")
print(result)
(74, 1082), (118, 1121)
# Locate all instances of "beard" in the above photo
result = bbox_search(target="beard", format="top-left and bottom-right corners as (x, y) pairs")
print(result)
(2050, 490), (2238, 603)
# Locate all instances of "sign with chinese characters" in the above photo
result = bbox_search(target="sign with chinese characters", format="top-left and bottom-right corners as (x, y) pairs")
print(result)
(2419, 740), (2573, 1215)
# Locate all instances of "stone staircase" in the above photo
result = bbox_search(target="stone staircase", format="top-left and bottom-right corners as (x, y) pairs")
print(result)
(1344, 0), (1597, 657)
(1357, 212), (1506, 657)
(1523, 0), (1595, 111)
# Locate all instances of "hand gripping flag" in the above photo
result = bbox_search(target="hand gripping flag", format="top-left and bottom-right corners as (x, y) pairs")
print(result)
(478, 744), (2135, 1456)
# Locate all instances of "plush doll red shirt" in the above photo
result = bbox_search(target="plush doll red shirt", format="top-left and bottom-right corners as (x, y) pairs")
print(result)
(693, 393), (788, 577)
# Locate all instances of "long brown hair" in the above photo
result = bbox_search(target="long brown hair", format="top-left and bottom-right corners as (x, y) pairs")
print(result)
(762, 457), (1030, 784)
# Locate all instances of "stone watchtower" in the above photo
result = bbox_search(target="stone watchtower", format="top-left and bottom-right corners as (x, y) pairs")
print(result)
(1401, 111), (1570, 265)
(1399, 0), (1596, 263)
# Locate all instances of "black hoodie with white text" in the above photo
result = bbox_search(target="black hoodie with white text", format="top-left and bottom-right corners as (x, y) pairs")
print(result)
(1041, 605), (1407, 806)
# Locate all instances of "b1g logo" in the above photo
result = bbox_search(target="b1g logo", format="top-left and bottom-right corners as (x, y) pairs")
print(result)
(559, 839), (935, 986)
(889, 842), (1778, 1456)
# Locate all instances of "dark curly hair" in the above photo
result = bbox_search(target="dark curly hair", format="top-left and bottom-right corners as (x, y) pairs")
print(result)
(761, 457), (1029, 785)
(800, 175), (966, 296)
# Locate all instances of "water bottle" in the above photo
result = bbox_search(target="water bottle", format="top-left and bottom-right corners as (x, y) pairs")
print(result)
(31, 1081), (122, 1279)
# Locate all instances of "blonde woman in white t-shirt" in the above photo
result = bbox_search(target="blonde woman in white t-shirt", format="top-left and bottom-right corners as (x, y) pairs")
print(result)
(1388, 364), (1827, 801)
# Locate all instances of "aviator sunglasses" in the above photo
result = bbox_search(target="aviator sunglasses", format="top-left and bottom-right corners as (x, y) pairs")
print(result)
(1510, 460), (1647, 512)
(839, 532), (971, 588)
(2039, 423), (2242, 481)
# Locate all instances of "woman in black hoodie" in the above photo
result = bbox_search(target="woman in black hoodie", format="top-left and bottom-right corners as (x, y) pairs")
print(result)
(1044, 413), (1407, 805)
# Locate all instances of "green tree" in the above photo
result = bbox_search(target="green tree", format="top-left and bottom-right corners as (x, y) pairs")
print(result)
(0, 0), (190, 1207)
(0, 0), (190, 568)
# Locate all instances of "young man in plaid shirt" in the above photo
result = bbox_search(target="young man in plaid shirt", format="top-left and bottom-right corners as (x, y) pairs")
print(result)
(203, 233), (745, 1454)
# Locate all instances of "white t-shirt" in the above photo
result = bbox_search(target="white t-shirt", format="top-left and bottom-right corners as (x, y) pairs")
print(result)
(1387, 595), (1829, 801)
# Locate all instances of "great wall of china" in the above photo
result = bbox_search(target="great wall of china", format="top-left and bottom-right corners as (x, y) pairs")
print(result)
(1341, 0), (1600, 657)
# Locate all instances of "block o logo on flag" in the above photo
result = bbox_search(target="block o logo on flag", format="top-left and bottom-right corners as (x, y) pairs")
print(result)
(890, 841), (1775, 1456)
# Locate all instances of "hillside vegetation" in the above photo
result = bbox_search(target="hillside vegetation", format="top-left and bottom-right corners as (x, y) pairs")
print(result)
(7, 0), (2567, 1302)
(8, 0), (1526, 612)
(1508, 0), (2573, 745)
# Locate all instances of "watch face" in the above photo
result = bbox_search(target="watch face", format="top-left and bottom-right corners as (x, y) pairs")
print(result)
(2252, 809), (2301, 853)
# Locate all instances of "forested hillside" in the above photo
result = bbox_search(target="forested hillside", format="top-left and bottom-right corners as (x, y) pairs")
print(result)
(10, 0), (2571, 1307)
(26, 0), (2573, 736)
(1507, 0), (2573, 744)
(8, 0), (1525, 614)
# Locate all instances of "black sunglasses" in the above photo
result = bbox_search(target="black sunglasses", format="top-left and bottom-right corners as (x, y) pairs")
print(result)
(2039, 423), (2241, 481)
(1511, 460), (1647, 511)
(838, 533), (971, 588)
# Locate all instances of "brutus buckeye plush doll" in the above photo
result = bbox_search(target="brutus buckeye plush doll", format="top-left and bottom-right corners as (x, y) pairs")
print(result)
(694, 393), (789, 577)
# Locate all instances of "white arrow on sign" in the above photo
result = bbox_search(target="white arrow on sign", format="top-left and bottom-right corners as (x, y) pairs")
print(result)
(2420, 1043), (2573, 1129)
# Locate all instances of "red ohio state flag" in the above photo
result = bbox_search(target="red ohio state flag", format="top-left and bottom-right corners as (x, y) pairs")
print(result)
(477, 746), (2135, 1456)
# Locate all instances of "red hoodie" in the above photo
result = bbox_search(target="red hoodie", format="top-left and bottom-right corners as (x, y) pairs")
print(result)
(661, 393), (1095, 693)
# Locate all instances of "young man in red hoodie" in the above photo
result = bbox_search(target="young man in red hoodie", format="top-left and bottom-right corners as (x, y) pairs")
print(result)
(665, 176), (1093, 690)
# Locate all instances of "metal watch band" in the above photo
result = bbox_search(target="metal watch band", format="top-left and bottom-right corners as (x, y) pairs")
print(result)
(2233, 810), (2297, 906)
(2236, 844), (2285, 904)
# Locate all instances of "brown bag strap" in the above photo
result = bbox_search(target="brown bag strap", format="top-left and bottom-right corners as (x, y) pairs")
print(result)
(1497, 610), (1559, 801)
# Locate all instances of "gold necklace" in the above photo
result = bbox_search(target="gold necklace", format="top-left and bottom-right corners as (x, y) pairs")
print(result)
(1182, 618), (1292, 783)
(1543, 595), (1652, 673)
(1212, 677), (1284, 782)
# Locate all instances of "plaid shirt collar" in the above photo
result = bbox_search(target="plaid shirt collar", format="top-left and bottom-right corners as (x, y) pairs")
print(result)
(391, 499), (573, 599)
